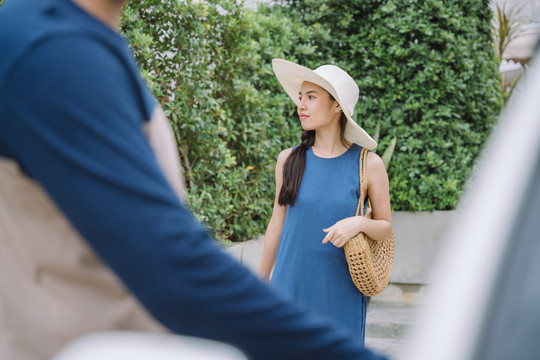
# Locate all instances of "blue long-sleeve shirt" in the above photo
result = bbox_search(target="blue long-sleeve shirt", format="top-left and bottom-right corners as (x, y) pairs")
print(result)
(0, 1), (387, 359)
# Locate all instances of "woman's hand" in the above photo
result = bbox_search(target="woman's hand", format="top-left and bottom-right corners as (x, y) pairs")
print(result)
(322, 216), (364, 248)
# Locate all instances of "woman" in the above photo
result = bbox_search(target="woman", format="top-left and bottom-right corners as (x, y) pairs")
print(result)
(258, 59), (393, 342)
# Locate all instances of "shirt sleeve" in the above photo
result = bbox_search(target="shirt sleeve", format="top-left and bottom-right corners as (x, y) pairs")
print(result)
(0, 36), (387, 360)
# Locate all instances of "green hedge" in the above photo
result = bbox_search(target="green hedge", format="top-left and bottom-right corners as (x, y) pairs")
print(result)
(279, 0), (504, 210)
(121, 0), (503, 242)
(121, 0), (312, 243)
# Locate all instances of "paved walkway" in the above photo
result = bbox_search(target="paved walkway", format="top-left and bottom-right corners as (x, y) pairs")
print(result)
(365, 302), (417, 359)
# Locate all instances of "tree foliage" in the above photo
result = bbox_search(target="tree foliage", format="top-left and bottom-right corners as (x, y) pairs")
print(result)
(122, 0), (503, 242)
(121, 0), (312, 242)
(280, 0), (504, 210)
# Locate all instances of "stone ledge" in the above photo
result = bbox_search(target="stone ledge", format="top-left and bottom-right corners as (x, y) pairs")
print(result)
(370, 283), (429, 306)
(390, 211), (455, 284)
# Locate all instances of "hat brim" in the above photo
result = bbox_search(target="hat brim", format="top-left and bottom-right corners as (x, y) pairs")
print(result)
(272, 59), (377, 149)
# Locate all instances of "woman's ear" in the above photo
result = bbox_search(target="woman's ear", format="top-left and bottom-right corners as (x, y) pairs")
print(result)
(333, 99), (341, 113)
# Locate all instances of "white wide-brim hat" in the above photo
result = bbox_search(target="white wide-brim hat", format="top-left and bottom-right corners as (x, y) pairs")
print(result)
(272, 58), (377, 149)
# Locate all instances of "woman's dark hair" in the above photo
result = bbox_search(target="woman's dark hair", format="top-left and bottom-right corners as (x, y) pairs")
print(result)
(278, 94), (348, 206)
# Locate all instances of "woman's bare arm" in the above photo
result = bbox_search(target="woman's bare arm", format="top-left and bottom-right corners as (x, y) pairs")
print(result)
(322, 151), (392, 247)
(258, 148), (291, 281)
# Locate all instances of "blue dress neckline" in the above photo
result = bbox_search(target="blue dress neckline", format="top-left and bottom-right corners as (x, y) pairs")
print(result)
(308, 144), (357, 160)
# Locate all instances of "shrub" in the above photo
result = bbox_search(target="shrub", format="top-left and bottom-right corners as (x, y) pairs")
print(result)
(121, 0), (317, 242)
(121, 0), (503, 242)
(279, 0), (504, 210)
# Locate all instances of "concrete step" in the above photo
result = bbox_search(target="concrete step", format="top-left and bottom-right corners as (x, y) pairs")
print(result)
(366, 302), (416, 339)
(365, 336), (407, 359)
(369, 283), (429, 306)
(365, 302), (416, 359)
(364, 283), (424, 358)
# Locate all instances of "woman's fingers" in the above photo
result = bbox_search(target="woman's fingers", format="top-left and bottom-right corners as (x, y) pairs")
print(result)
(333, 237), (346, 248)
(323, 217), (361, 247)
(322, 227), (348, 247)
(322, 228), (333, 244)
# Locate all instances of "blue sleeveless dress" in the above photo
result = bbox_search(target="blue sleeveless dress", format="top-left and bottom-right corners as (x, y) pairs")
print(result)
(271, 144), (367, 342)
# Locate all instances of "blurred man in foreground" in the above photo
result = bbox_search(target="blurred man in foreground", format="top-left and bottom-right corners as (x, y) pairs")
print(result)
(0, 0), (387, 359)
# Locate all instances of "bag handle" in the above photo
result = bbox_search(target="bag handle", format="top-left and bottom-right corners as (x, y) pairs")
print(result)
(354, 147), (369, 217)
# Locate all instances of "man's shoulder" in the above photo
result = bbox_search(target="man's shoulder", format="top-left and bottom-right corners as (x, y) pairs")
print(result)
(0, 0), (126, 87)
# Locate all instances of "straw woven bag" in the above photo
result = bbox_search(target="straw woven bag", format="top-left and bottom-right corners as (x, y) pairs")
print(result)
(344, 147), (395, 296)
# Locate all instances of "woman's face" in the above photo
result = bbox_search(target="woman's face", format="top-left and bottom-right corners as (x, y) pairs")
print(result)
(297, 81), (340, 131)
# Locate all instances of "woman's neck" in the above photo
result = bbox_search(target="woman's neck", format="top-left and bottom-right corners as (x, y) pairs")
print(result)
(312, 131), (350, 158)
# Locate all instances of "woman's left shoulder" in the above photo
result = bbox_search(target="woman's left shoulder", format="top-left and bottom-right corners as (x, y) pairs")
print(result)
(366, 150), (382, 162)
(366, 151), (387, 173)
